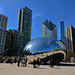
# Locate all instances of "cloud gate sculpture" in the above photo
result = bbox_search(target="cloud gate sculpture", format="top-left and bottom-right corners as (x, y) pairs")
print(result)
(24, 37), (66, 63)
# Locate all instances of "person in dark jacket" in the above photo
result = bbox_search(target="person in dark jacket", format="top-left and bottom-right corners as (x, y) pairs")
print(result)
(17, 58), (20, 66)
(25, 58), (28, 66)
(33, 59), (36, 68)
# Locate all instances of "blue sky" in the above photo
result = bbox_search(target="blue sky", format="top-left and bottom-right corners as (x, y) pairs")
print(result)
(0, 0), (75, 40)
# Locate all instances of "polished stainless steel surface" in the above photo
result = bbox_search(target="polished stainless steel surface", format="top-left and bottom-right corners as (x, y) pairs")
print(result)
(24, 37), (65, 54)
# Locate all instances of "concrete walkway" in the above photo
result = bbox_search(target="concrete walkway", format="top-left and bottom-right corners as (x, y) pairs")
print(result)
(0, 63), (75, 75)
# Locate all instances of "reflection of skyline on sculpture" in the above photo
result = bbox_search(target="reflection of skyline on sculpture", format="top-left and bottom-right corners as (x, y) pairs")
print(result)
(24, 37), (65, 54)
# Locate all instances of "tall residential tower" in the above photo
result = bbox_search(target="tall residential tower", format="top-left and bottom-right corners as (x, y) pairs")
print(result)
(17, 6), (32, 44)
(42, 19), (57, 39)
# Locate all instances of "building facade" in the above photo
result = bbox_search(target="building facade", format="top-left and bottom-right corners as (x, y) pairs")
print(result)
(42, 19), (57, 39)
(0, 14), (8, 55)
(66, 26), (75, 51)
(5, 29), (25, 56)
(12, 29), (25, 56)
(59, 21), (66, 44)
(4, 30), (13, 56)
(17, 6), (32, 44)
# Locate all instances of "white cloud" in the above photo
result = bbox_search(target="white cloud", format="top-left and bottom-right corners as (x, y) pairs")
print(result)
(33, 12), (42, 18)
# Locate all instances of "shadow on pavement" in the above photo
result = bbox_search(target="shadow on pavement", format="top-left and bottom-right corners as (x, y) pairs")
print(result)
(39, 68), (47, 69)
(59, 63), (75, 67)
(40, 63), (75, 67)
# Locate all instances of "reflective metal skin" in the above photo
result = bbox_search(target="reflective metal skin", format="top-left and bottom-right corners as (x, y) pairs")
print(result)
(24, 37), (65, 53)
(24, 37), (66, 63)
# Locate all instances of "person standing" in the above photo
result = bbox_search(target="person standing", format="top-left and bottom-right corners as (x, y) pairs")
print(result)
(33, 59), (36, 68)
(21, 58), (23, 66)
(17, 58), (20, 66)
(57, 59), (60, 65)
(37, 58), (39, 69)
(49, 59), (51, 67)
(22, 58), (26, 67)
(10, 57), (13, 65)
(25, 57), (28, 66)
(14, 58), (16, 63)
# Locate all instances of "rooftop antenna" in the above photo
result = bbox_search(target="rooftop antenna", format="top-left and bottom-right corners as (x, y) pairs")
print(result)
(62, 16), (63, 21)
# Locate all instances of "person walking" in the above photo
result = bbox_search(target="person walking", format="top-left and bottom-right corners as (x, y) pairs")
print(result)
(33, 59), (36, 68)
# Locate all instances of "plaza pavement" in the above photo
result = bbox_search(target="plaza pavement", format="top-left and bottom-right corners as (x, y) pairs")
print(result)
(0, 63), (75, 75)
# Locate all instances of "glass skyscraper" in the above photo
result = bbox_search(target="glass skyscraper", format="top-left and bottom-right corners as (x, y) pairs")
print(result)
(42, 19), (57, 39)
(59, 21), (66, 44)
(17, 6), (32, 44)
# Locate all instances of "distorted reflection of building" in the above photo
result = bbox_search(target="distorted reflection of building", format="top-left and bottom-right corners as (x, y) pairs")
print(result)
(24, 37), (66, 63)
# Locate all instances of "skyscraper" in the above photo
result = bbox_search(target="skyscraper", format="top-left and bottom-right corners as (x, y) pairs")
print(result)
(66, 26), (75, 51)
(17, 6), (32, 44)
(0, 14), (8, 55)
(42, 19), (57, 39)
(59, 21), (66, 44)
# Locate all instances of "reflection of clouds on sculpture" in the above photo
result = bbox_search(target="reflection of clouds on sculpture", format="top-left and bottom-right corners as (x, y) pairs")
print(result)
(26, 45), (32, 50)
(47, 40), (52, 45)
(24, 37), (65, 54)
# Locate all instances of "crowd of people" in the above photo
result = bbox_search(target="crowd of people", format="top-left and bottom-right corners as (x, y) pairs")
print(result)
(6, 57), (60, 69)
(10, 57), (41, 68)
(10, 57), (28, 67)
(17, 58), (28, 67)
